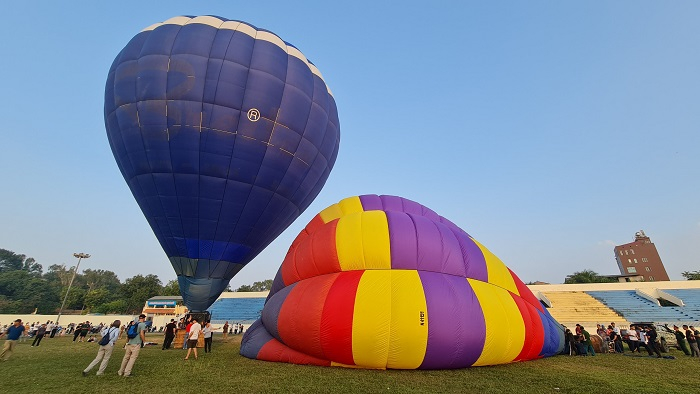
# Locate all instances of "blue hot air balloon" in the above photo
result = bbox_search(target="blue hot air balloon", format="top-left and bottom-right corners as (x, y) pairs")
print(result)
(104, 16), (340, 311)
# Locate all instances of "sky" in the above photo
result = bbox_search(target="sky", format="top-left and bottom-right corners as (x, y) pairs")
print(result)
(1, 1), (699, 289)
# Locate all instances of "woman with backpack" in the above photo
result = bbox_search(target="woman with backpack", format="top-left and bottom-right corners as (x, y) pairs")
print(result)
(83, 320), (121, 376)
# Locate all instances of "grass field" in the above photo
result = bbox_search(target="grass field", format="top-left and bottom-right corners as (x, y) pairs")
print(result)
(1, 333), (698, 393)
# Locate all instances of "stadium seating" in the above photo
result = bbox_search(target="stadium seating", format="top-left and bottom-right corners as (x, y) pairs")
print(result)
(586, 290), (697, 323)
(542, 291), (627, 328)
(207, 297), (266, 324)
(661, 289), (700, 321)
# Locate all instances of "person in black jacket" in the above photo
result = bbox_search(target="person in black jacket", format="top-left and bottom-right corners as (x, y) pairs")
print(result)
(645, 327), (662, 358)
(162, 319), (177, 350)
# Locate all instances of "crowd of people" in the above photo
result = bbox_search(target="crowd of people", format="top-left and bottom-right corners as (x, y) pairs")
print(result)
(0, 315), (248, 372)
(562, 321), (700, 359)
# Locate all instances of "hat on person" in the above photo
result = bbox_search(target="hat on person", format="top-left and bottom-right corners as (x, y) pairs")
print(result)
(14, 319), (22, 323)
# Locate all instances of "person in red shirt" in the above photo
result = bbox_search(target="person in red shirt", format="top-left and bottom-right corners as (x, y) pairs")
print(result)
(183, 318), (193, 349)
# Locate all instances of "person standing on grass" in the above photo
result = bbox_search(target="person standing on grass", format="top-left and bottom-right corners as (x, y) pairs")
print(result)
(0, 319), (26, 361)
(579, 326), (595, 356)
(683, 325), (699, 358)
(162, 319), (177, 350)
(118, 314), (147, 377)
(31, 323), (47, 347)
(646, 327), (662, 358)
(184, 318), (202, 360)
(203, 321), (219, 353)
(83, 320), (120, 376)
(673, 325), (691, 356)
(222, 321), (229, 340)
(183, 317), (193, 349)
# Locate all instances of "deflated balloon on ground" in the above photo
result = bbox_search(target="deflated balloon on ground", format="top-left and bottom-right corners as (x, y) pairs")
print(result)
(241, 195), (564, 369)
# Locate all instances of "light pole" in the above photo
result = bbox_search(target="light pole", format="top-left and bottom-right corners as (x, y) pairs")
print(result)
(56, 253), (90, 325)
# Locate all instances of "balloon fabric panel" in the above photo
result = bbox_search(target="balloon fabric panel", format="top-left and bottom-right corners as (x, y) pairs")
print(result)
(320, 270), (362, 366)
(351, 270), (391, 369)
(336, 211), (391, 272)
(419, 271), (485, 369)
(277, 273), (334, 359)
(105, 16), (340, 311)
(469, 279), (526, 366)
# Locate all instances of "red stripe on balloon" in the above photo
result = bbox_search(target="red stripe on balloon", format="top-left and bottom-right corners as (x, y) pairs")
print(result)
(306, 214), (327, 233)
(320, 270), (363, 365)
(277, 274), (336, 359)
(257, 337), (331, 367)
(281, 220), (339, 286)
(509, 268), (544, 313)
(510, 292), (545, 361)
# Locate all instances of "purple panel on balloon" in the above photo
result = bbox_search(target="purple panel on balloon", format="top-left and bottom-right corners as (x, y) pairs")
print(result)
(386, 211), (417, 270)
(457, 232), (488, 282)
(359, 194), (383, 211)
(419, 272), (485, 369)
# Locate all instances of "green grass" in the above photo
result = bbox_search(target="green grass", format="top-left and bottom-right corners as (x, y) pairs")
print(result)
(1, 334), (698, 393)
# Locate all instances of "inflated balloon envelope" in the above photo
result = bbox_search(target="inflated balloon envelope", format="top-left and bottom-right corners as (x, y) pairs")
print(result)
(241, 195), (564, 369)
(104, 16), (340, 311)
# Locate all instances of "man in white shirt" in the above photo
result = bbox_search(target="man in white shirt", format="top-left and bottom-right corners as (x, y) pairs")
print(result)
(184, 318), (202, 360)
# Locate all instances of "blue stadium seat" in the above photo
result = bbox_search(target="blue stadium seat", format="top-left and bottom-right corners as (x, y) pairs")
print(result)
(207, 297), (266, 324)
(586, 290), (697, 323)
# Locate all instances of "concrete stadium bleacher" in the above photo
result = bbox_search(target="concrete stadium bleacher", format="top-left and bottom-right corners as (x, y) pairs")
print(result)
(661, 289), (700, 321)
(586, 290), (695, 323)
(540, 291), (628, 328)
(207, 297), (265, 324)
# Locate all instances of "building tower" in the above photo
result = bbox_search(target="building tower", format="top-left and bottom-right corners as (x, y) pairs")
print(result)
(614, 230), (669, 281)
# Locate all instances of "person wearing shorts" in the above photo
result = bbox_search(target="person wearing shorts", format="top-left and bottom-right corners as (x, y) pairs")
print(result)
(184, 318), (202, 360)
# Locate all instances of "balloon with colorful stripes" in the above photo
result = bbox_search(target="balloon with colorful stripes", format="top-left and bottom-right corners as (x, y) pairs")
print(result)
(241, 195), (564, 369)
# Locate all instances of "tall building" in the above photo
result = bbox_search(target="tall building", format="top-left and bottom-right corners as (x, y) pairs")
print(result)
(614, 230), (669, 281)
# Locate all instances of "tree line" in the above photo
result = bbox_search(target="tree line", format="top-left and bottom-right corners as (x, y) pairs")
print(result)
(0, 248), (273, 315)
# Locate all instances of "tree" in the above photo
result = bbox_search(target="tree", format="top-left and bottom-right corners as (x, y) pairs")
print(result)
(82, 269), (122, 294)
(0, 248), (42, 275)
(0, 270), (59, 313)
(564, 270), (617, 284)
(236, 284), (253, 292)
(161, 280), (180, 296)
(681, 271), (700, 280)
(93, 299), (128, 314)
(236, 279), (273, 292)
(83, 288), (111, 313)
(120, 274), (163, 313)
(0, 248), (24, 272)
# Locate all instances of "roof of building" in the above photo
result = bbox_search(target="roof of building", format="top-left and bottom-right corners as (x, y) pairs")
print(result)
(147, 296), (183, 301)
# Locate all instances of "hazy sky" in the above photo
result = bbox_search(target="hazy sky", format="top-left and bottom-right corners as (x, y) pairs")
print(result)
(1, 1), (698, 289)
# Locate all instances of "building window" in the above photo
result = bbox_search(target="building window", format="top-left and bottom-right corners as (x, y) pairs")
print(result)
(628, 259), (632, 264)
(645, 267), (651, 272)
(642, 257), (648, 263)
(649, 276), (654, 281)
(634, 258), (638, 264)
(619, 250), (623, 256)
(627, 267), (637, 274)
(625, 250), (628, 255)
(630, 249), (635, 254)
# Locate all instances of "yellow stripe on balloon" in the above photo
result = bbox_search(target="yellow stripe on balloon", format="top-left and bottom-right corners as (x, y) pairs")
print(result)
(336, 211), (391, 271)
(352, 270), (391, 368)
(387, 270), (428, 369)
(468, 279), (525, 366)
(471, 238), (519, 295)
(319, 195), (364, 223)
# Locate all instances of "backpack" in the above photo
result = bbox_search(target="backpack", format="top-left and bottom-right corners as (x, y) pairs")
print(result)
(126, 321), (140, 339)
(98, 328), (112, 345)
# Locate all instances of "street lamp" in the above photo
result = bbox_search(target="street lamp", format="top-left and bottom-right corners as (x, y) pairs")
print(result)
(56, 253), (90, 325)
